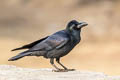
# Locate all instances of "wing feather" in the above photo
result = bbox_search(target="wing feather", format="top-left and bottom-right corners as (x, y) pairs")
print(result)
(11, 36), (49, 51)
(30, 31), (70, 51)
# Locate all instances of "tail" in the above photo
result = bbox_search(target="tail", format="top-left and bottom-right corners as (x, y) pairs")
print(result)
(11, 47), (28, 51)
(8, 51), (31, 61)
(11, 48), (22, 51)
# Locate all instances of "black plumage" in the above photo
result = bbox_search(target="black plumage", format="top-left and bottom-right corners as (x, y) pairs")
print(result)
(8, 20), (88, 72)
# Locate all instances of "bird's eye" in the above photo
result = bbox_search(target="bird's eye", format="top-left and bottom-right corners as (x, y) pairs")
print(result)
(70, 24), (76, 30)
(73, 25), (80, 30)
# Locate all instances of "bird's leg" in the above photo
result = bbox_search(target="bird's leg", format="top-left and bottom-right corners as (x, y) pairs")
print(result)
(56, 58), (67, 70)
(50, 58), (61, 72)
(56, 58), (75, 71)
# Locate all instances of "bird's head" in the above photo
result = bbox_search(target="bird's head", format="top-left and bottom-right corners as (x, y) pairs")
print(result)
(66, 20), (88, 32)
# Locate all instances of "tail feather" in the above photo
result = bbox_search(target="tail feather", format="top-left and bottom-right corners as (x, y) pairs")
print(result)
(8, 51), (31, 61)
(12, 47), (23, 51)
(11, 36), (49, 51)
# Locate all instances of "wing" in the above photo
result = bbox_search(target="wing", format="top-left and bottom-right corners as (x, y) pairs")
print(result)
(11, 36), (49, 51)
(30, 31), (70, 51)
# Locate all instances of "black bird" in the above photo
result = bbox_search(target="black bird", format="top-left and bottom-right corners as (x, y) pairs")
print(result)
(8, 20), (88, 72)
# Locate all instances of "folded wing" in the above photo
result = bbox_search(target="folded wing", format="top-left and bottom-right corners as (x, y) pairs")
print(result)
(30, 31), (70, 52)
(11, 36), (49, 51)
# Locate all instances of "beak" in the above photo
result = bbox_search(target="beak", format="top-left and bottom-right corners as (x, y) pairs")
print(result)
(77, 22), (88, 28)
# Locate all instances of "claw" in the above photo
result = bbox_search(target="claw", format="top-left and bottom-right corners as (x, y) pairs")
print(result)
(52, 69), (75, 72)
(66, 69), (75, 71)
(52, 69), (68, 72)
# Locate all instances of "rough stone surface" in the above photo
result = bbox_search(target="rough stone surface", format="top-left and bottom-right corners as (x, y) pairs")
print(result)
(0, 65), (120, 80)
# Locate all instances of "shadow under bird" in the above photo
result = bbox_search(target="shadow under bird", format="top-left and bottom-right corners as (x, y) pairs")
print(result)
(8, 20), (88, 72)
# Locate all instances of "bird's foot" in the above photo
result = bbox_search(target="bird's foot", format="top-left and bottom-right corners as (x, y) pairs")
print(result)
(52, 69), (68, 72)
(52, 69), (75, 72)
(66, 69), (75, 71)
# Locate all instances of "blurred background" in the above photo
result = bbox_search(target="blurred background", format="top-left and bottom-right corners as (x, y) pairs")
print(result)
(0, 0), (120, 75)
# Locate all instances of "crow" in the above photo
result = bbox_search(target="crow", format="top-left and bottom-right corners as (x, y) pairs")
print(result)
(8, 20), (88, 72)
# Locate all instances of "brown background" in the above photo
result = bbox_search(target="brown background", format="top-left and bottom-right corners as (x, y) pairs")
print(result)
(0, 0), (120, 75)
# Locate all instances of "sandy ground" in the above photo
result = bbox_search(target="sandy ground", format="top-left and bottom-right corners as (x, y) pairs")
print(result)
(0, 65), (120, 80)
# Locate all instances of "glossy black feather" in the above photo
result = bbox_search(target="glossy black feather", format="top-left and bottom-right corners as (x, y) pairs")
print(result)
(11, 36), (49, 51)
(8, 20), (88, 71)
